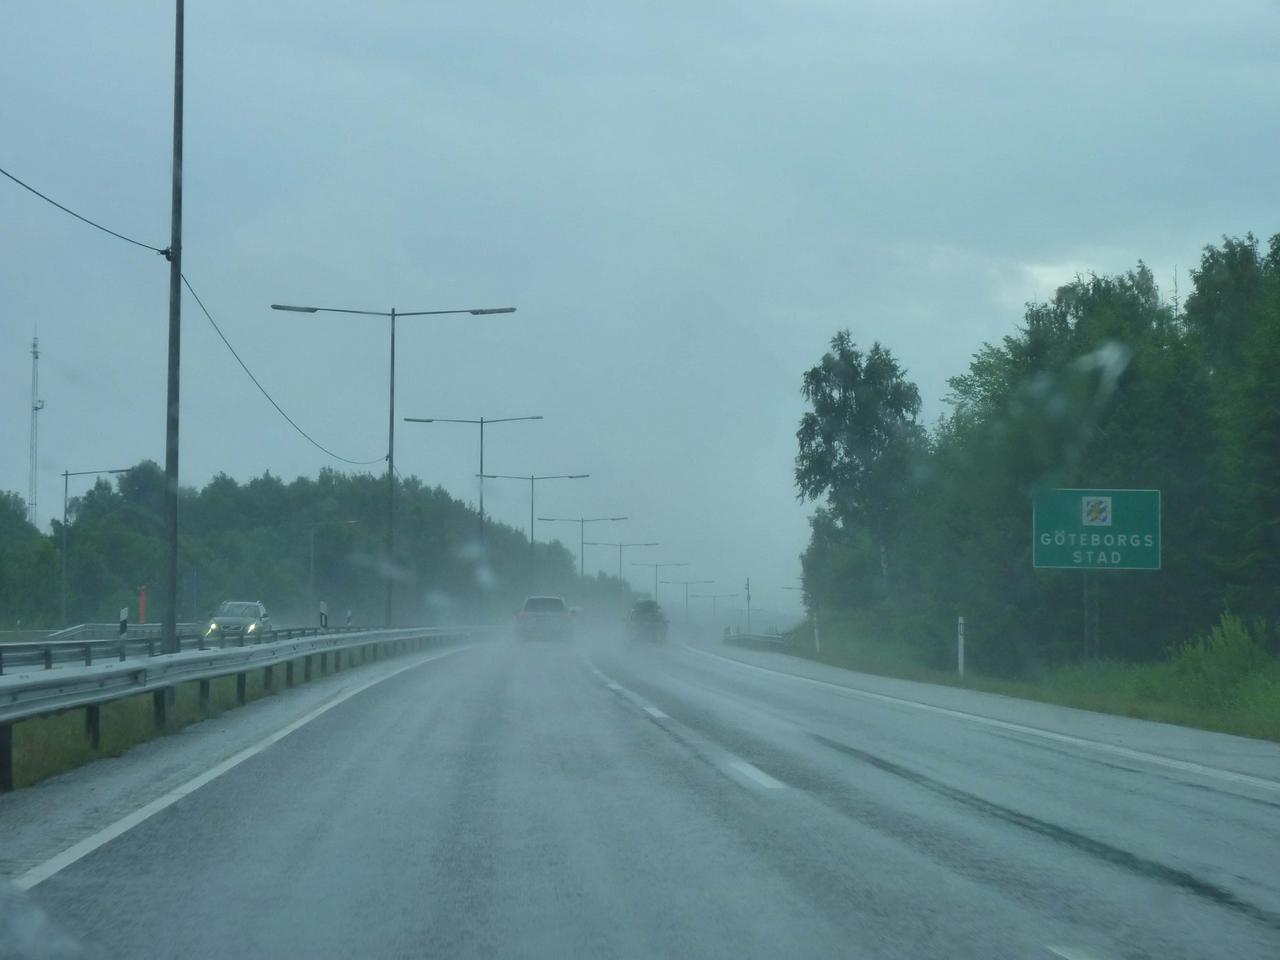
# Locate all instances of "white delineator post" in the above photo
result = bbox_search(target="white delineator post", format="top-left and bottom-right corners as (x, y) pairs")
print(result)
(814, 611), (821, 654)
(957, 615), (965, 676)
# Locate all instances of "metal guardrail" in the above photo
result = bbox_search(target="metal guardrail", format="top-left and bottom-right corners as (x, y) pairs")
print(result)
(0, 625), (372, 675)
(725, 631), (787, 646)
(44, 622), (201, 644)
(0, 624), (493, 792)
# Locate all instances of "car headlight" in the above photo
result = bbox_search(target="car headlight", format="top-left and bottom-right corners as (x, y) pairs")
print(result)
(247, 622), (258, 634)
(205, 622), (219, 636)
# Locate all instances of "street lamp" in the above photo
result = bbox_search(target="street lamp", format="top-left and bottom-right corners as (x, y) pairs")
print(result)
(271, 301), (516, 626)
(309, 519), (361, 622)
(584, 541), (658, 580)
(402, 415), (542, 553)
(631, 561), (688, 603)
(660, 579), (714, 623)
(690, 592), (737, 619)
(480, 472), (589, 589)
(538, 516), (627, 579)
(61, 468), (130, 627)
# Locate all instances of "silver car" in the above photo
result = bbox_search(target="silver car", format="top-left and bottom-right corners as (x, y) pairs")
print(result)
(204, 600), (271, 644)
(516, 596), (573, 641)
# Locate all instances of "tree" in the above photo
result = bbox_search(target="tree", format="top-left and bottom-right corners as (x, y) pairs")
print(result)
(795, 331), (922, 585)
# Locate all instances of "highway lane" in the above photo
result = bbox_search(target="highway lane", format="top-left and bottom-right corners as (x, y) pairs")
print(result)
(21, 631), (1280, 959)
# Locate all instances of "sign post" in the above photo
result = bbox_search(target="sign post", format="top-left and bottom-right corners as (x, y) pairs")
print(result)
(1033, 488), (1161, 658)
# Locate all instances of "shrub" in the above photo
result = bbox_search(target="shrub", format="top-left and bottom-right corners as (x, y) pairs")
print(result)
(1170, 613), (1274, 707)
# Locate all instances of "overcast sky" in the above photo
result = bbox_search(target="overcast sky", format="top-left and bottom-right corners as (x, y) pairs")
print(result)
(3, 1), (1277, 621)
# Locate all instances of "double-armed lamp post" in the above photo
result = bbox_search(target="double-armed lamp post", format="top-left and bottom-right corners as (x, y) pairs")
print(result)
(480, 472), (589, 590)
(538, 516), (627, 579)
(660, 578), (714, 623)
(584, 540), (658, 580)
(271, 302), (516, 626)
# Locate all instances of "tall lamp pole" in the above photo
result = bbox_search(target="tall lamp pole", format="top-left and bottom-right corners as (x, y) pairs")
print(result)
(481, 472), (588, 590)
(632, 561), (689, 603)
(403, 415), (542, 555)
(584, 541), (658, 580)
(660, 579), (714, 623)
(538, 516), (627, 579)
(61, 468), (129, 627)
(690, 592), (737, 623)
(271, 302), (516, 626)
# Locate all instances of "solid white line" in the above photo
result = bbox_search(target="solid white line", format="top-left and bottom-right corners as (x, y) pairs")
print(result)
(15, 646), (469, 891)
(1047, 946), (1108, 960)
(682, 644), (1280, 795)
(727, 759), (784, 789)
(644, 706), (668, 719)
(606, 682), (623, 691)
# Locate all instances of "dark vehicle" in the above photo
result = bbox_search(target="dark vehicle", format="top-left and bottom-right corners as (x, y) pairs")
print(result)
(626, 600), (668, 643)
(517, 596), (573, 640)
(205, 600), (270, 642)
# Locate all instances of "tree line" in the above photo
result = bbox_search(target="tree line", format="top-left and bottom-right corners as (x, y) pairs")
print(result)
(0, 464), (632, 629)
(795, 232), (1280, 676)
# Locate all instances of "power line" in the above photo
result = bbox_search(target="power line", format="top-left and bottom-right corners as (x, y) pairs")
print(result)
(181, 273), (387, 467)
(0, 163), (168, 256)
(0, 161), (385, 468)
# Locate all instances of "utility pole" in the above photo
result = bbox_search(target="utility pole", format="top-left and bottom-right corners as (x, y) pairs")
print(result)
(745, 577), (752, 634)
(161, 0), (185, 655)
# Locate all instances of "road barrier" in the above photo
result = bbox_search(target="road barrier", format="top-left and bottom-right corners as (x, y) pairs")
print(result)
(725, 631), (787, 647)
(0, 625), (491, 792)
(0, 624), (366, 675)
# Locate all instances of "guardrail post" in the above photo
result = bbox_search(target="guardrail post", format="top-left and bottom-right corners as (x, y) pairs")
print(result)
(44, 647), (53, 670)
(264, 665), (274, 692)
(304, 655), (313, 681)
(0, 647), (5, 676)
(236, 672), (247, 705)
(152, 689), (167, 728)
(84, 644), (92, 667)
(85, 705), (101, 748)
(119, 640), (127, 662)
(0, 724), (13, 792)
(334, 649), (342, 672)
(148, 640), (156, 658)
(319, 652), (328, 674)
(199, 679), (210, 707)
(285, 661), (295, 687)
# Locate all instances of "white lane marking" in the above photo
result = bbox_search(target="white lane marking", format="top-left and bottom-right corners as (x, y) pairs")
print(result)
(681, 644), (1280, 795)
(727, 759), (784, 789)
(15, 646), (470, 891)
(606, 682), (623, 691)
(644, 706), (668, 719)
(1047, 946), (1108, 960)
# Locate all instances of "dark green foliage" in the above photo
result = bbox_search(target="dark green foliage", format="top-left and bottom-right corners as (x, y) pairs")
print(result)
(797, 233), (1280, 675)
(2, 466), (631, 628)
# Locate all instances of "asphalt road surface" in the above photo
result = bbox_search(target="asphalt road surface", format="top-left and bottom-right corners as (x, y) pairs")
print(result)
(20, 630), (1280, 959)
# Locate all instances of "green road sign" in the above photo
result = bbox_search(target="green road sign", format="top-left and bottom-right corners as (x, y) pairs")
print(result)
(1032, 488), (1161, 570)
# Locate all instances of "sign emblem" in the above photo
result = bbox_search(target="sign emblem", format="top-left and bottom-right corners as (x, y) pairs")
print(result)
(1082, 496), (1112, 527)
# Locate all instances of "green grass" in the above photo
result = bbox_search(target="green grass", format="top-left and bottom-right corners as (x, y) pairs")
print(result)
(779, 613), (1280, 742)
(13, 650), (376, 789)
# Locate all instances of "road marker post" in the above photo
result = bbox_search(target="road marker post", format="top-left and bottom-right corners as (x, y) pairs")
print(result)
(957, 616), (965, 677)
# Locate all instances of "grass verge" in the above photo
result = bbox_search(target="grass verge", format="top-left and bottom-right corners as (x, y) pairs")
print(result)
(773, 613), (1280, 742)
(13, 651), (375, 789)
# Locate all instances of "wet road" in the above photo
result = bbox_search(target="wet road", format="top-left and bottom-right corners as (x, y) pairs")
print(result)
(26, 632), (1280, 959)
